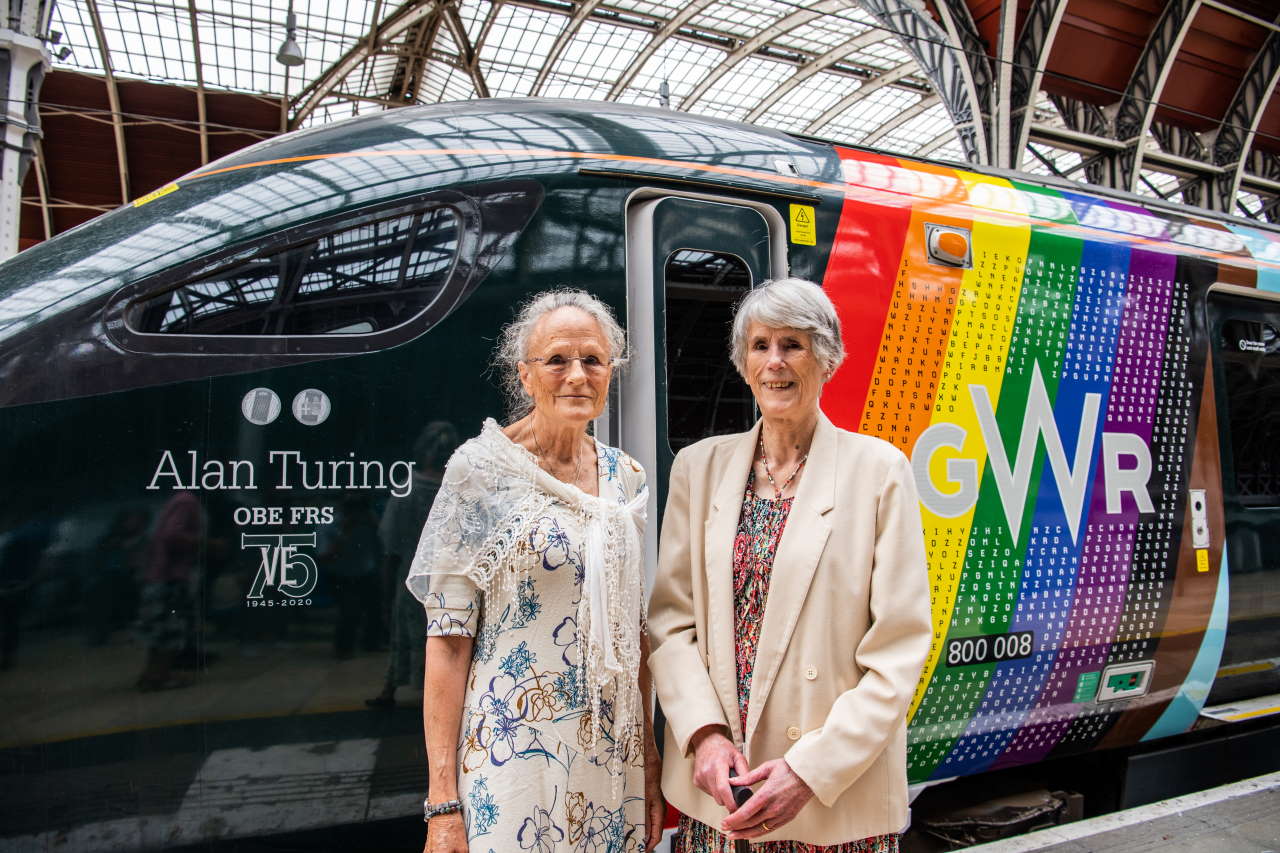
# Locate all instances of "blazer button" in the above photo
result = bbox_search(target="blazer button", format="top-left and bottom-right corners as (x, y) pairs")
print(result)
(786, 726), (802, 741)
(804, 666), (818, 681)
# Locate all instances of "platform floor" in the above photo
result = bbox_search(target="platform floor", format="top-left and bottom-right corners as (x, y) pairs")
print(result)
(966, 770), (1280, 853)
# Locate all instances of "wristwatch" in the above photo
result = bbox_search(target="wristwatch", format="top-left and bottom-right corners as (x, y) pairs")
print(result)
(423, 798), (462, 822)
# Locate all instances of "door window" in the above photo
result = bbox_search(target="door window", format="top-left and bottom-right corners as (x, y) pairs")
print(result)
(664, 249), (755, 452)
(1207, 290), (1280, 701)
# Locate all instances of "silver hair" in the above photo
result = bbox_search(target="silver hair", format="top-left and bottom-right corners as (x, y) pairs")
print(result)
(495, 288), (627, 419)
(729, 278), (845, 376)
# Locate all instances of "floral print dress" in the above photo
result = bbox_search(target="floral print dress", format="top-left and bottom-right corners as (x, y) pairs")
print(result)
(424, 440), (647, 853)
(675, 472), (899, 853)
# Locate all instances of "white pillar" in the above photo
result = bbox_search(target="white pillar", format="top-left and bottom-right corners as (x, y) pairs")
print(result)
(0, 0), (52, 259)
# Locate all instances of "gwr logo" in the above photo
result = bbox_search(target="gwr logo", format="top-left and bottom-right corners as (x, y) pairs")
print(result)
(911, 363), (1154, 543)
(243, 533), (319, 599)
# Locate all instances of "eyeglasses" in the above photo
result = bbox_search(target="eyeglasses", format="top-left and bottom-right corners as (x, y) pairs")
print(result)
(524, 354), (614, 375)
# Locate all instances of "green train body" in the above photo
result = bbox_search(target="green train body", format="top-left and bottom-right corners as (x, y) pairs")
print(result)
(0, 99), (1277, 849)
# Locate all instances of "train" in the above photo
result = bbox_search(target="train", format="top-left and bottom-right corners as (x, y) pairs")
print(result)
(0, 98), (1277, 850)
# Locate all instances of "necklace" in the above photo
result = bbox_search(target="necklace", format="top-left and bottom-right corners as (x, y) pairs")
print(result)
(758, 434), (807, 500)
(531, 419), (586, 486)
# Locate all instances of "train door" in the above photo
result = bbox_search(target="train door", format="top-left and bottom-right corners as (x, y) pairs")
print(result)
(617, 193), (787, 585)
(1204, 287), (1280, 710)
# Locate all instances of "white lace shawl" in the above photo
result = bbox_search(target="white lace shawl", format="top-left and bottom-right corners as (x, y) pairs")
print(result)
(406, 418), (647, 765)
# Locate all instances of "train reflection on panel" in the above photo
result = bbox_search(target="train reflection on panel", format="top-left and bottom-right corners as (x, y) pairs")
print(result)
(0, 99), (1278, 850)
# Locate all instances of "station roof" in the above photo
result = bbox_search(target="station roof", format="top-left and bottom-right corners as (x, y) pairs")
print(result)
(22, 0), (1280, 248)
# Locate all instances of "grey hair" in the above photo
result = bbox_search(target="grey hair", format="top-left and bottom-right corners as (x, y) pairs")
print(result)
(729, 278), (845, 375)
(495, 288), (627, 419)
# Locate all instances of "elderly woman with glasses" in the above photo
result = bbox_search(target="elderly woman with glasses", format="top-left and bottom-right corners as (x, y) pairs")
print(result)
(648, 278), (931, 853)
(407, 290), (664, 853)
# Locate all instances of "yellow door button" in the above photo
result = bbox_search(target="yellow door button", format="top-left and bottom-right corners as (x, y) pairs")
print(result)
(805, 666), (818, 680)
(786, 726), (802, 741)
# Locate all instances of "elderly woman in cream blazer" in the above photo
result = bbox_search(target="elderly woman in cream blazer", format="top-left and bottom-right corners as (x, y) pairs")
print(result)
(648, 278), (931, 852)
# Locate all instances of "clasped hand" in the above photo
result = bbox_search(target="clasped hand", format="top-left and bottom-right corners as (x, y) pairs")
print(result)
(689, 727), (813, 841)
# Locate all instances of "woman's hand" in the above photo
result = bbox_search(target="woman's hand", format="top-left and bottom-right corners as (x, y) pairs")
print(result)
(719, 758), (814, 840)
(424, 812), (468, 853)
(689, 726), (749, 812)
(644, 747), (666, 850)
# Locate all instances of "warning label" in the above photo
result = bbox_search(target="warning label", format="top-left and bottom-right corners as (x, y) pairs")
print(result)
(133, 183), (180, 208)
(789, 204), (816, 246)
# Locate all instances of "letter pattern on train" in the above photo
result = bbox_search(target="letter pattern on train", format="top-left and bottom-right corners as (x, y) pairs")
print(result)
(816, 146), (1280, 783)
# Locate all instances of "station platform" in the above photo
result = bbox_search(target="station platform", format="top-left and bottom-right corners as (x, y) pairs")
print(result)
(965, 770), (1280, 853)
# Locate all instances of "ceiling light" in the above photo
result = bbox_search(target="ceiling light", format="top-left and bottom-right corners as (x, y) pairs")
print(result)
(275, 9), (304, 67)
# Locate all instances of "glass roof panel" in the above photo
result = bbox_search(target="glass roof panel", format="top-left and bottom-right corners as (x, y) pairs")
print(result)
(929, 138), (966, 163)
(627, 39), (726, 105)
(541, 20), (651, 97)
(693, 56), (796, 120)
(1023, 142), (1084, 178)
(842, 39), (911, 71)
(776, 9), (875, 56)
(479, 5), (569, 97)
(879, 102), (955, 155)
(44, 0), (983, 170)
(689, 0), (799, 41)
(1136, 168), (1184, 204)
(756, 71), (857, 132)
(815, 86), (921, 141)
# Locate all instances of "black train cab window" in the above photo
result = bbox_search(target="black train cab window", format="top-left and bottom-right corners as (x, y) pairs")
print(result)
(1215, 310), (1280, 509)
(1207, 292), (1280, 704)
(126, 206), (460, 337)
(664, 248), (754, 453)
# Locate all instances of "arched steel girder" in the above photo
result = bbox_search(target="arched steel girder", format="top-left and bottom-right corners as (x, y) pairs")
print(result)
(802, 61), (917, 135)
(1114, 0), (1202, 193)
(679, 0), (854, 111)
(606, 0), (721, 100)
(861, 94), (940, 147)
(929, 0), (992, 113)
(1009, 0), (1069, 170)
(529, 0), (610, 96)
(186, 0), (209, 164)
(292, 0), (488, 128)
(858, 0), (988, 164)
(1212, 19), (1280, 212)
(743, 29), (886, 124)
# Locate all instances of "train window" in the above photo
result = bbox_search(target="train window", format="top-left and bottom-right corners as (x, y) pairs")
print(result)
(126, 206), (460, 337)
(664, 249), (755, 452)
(1214, 313), (1280, 508)
(1207, 291), (1280, 705)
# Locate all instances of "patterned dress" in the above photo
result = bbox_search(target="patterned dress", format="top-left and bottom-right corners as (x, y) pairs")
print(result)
(675, 472), (899, 853)
(423, 437), (647, 853)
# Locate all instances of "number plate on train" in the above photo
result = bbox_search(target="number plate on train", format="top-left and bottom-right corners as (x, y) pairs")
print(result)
(946, 631), (1034, 667)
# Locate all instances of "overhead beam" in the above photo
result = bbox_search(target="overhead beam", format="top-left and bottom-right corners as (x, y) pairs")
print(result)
(292, 0), (442, 128)
(857, 0), (988, 163)
(1010, 0), (1070, 169)
(441, 0), (489, 98)
(1212, 20), (1280, 212)
(186, 0), (208, 164)
(33, 138), (51, 240)
(83, 0), (129, 202)
(679, 0), (852, 110)
(743, 29), (883, 123)
(1113, 0), (1202, 192)
(993, 0), (1016, 168)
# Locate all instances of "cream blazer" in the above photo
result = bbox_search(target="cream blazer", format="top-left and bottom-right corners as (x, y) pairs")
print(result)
(647, 413), (930, 845)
